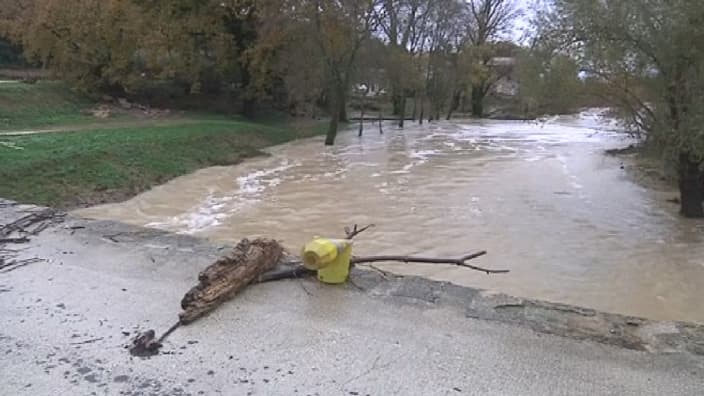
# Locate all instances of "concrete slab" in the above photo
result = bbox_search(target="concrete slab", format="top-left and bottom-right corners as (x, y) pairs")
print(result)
(1, 200), (703, 395)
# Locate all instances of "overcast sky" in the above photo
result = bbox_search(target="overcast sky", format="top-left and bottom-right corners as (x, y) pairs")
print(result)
(510, 0), (540, 42)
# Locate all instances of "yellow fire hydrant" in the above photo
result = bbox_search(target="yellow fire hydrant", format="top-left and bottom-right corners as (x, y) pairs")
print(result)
(301, 237), (353, 284)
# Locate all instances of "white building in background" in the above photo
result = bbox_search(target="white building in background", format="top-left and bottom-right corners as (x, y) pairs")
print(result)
(488, 57), (518, 97)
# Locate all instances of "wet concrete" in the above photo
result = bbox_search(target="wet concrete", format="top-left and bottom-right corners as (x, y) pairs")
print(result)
(1, 199), (704, 395)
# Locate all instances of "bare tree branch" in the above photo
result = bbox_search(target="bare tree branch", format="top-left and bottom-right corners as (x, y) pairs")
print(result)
(350, 251), (507, 274)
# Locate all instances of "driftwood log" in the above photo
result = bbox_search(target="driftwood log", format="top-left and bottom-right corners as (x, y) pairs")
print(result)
(130, 238), (284, 356)
(179, 238), (284, 324)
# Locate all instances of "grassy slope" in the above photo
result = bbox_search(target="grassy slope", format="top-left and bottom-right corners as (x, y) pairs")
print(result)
(0, 81), (96, 131)
(0, 83), (325, 208)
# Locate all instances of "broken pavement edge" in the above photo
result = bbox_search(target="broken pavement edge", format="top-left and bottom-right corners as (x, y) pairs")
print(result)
(1, 198), (702, 358)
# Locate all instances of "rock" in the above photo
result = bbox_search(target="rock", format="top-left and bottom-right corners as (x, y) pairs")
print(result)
(90, 105), (111, 119)
(117, 98), (132, 110)
(129, 330), (162, 357)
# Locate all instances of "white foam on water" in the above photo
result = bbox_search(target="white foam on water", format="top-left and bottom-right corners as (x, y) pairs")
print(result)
(237, 161), (297, 195)
(409, 149), (439, 161)
(148, 160), (299, 234)
(146, 192), (230, 233)
(323, 168), (347, 178)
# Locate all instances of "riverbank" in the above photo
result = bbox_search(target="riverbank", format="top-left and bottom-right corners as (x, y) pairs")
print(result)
(606, 144), (681, 204)
(1, 200), (703, 395)
(0, 81), (326, 209)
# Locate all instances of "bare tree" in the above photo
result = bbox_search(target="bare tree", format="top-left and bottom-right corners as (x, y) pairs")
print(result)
(376, 0), (434, 125)
(463, 0), (520, 117)
(417, 0), (467, 122)
(544, 0), (704, 217)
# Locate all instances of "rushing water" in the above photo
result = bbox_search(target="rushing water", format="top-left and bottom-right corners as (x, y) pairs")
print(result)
(76, 110), (704, 323)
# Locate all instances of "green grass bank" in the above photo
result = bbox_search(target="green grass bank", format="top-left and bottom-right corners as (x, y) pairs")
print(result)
(0, 81), (96, 131)
(0, 82), (325, 208)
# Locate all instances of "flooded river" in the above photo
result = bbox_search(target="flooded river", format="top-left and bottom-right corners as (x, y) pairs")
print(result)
(76, 111), (704, 323)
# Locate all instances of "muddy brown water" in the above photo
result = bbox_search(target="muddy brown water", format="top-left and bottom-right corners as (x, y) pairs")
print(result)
(76, 110), (704, 323)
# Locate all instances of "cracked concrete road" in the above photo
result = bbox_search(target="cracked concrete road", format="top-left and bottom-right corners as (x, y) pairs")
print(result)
(1, 202), (703, 395)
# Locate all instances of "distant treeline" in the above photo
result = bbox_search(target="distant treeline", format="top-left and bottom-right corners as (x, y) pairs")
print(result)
(0, 1), (598, 141)
(0, 38), (26, 68)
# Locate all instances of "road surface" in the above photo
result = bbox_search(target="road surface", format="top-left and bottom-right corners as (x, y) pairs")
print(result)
(1, 201), (702, 395)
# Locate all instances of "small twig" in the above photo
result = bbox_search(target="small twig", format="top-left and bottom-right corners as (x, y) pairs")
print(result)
(0, 209), (63, 239)
(103, 234), (121, 243)
(0, 237), (30, 244)
(256, 265), (316, 283)
(157, 321), (182, 343)
(347, 278), (365, 291)
(344, 224), (375, 240)
(296, 278), (315, 296)
(31, 222), (50, 235)
(0, 257), (44, 273)
(70, 337), (104, 345)
(350, 251), (507, 274)
(0, 247), (26, 254)
(0, 262), (31, 273)
(361, 263), (393, 278)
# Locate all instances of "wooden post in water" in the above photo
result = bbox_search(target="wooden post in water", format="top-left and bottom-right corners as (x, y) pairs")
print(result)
(378, 111), (383, 134)
(358, 93), (365, 137)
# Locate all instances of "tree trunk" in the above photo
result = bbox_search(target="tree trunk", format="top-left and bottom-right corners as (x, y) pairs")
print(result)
(411, 95), (418, 121)
(242, 97), (256, 118)
(358, 96), (365, 137)
(446, 90), (461, 120)
(325, 81), (345, 145)
(398, 95), (407, 128)
(678, 152), (704, 218)
(339, 94), (348, 123)
(446, 107), (455, 121)
(471, 85), (485, 118)
(240, 66), (256, 118)
(326, 110), (340, 146)
(378, 111), (383, 134)
(392, 92), (403, 115)
(419, 98), (424, 125)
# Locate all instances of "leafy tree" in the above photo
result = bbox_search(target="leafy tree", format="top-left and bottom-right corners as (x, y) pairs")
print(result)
(515, 47), (582, 117)
(4, 1), (256, 100)
(543, 0), (704, 217)
(11, 0), (143, 91)
(253, 0), (379, 145)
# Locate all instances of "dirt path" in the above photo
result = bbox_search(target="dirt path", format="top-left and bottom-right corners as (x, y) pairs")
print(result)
(0, 118), (206, 137)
